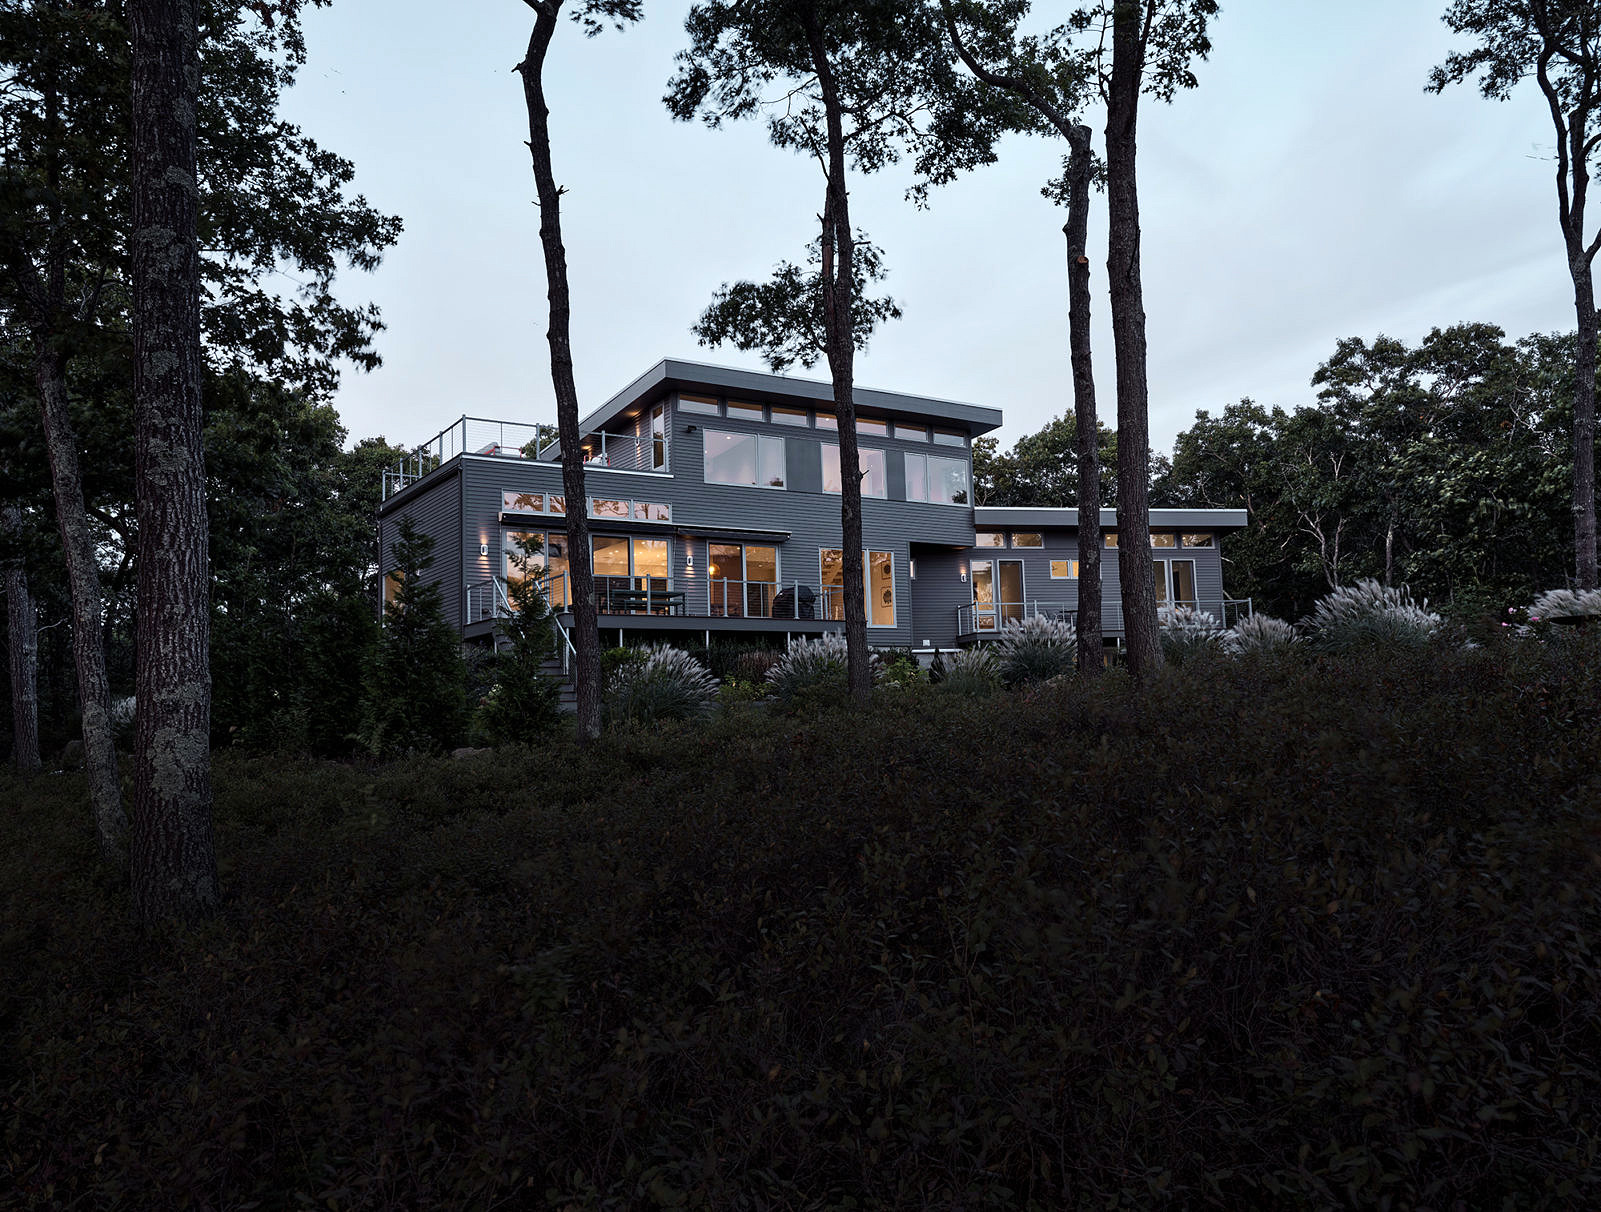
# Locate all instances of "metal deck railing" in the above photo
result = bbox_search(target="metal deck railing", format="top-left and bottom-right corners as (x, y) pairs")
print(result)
(382, 417), (659, 500)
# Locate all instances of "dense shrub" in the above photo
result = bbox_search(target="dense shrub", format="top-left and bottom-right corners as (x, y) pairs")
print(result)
(1303, 577), (1443, 652)
(476, 536), (562, 745)
(604, 644), (718, 726)
(994, 613), (1075, 684)
(5, 639), (1600, 1209)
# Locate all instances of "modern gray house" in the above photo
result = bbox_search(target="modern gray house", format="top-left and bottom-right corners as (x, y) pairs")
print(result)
(377, 359), (1250, 658)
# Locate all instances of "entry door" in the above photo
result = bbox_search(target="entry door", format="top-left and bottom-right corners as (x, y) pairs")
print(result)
(973, 559), (1024, 630)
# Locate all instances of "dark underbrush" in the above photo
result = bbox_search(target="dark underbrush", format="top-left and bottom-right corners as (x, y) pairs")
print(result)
(3, 639), (1599, 1209)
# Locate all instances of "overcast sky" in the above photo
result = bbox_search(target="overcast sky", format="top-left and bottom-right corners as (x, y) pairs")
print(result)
(277, 1), (1568, 456)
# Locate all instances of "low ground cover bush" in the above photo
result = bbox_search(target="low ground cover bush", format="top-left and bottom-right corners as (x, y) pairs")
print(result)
(4, 637), (1599, 1208)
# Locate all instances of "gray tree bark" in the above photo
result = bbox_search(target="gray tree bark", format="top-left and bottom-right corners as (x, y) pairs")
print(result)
(1105, 1), (1163, 681)
(37, 354), (127, 858)
(1, 503), (41, 776)
(129, 0), (219, 923)
(802, 6), (871, 703)
(517, 0), (603, 741)
(1064, 124), (1103, 675)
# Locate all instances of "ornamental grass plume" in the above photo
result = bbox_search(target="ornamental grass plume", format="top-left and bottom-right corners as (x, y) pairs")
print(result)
(1303, 579), (1442, 653)
(765, 632), (881, 705)
(937, 645), (1002, 696)
(604, 644), (718, 726)
(1223, 612), (1299, 656)
(995, 614), (1076, 685)
(1526, 587), (1601, 623)
(1158, 604), (1225, 663)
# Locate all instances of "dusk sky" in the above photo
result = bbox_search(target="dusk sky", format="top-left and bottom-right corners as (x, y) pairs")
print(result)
(278, 1), (1570, 456)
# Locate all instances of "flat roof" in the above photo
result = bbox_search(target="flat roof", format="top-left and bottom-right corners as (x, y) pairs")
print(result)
(580, 358), (1005, 437)
(975, 507), (1249, 530)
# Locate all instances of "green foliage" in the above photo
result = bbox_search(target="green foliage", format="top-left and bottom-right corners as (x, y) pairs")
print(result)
(357, 519), (467, 756)
(476, 535), (561, 746)
(604, 644), (720, 728)
(6, 643), (1600, 1206)
(973, 414), (1117, 506)
(994, 612), (1075, 685)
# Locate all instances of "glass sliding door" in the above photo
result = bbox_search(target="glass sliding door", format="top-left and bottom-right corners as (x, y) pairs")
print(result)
(972, 559), (1023, 631)
(820, 548), (894, 624)
(998, 560), (1024, 625)
(1153, 559), (1199, 611)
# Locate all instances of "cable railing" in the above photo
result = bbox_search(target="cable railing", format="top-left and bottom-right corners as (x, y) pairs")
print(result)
(956, 596), (1253, 636)
(383, 417), (661, 499)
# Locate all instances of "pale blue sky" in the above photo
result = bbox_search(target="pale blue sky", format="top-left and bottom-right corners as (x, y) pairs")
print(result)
(278, 1), (1566, 455)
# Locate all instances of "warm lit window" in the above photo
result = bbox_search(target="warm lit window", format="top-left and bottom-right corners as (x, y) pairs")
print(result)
(1181, 532), (1213, 548)
(974, 532), (1004, 548)
(548, 496), (566, 515)
(1104, 533), (1118, 548)
(383, 569), (405, 609)
(705, 430), (786, 488)
(1050, 559), (1079, 579)
(591, 498), (628, 519)
(678, 394), (719, 416)
(632, 501), (671, 521)
(593, 535), (630, 577)
(820, 548), (895, 626)
(709, 543), (779, 617)
(822, 444), (885, 497)
(1152, 532), (1177, 548)
(502, 491), (544, 514)
(1012, 532), (1043, 548)
(506, 530), (568, 607)
(771, 406), (808, 427)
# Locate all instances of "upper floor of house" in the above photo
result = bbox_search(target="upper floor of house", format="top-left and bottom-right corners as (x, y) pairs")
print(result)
(380, 358), (1002, 531)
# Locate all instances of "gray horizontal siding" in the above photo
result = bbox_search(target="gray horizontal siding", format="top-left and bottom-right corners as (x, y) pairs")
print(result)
(379, 466), (463, 628)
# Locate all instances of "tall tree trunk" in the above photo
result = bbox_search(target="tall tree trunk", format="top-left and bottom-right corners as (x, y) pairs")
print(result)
(517, 3), (602, 741)
(36, 353), (126, 859)
(1105, 1), (1163, 681)
(804, 8), (870, 702)
(2, 504), (41, 776)
(130, 0), (218, 923)
(1064, 123), (1103, 676)
(1568, 248), (1598, 590)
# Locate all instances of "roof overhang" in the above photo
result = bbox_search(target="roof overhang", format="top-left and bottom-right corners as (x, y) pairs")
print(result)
(581, 358), (1004, 438)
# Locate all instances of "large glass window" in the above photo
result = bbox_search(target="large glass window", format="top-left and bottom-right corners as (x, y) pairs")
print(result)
(905, 452), (970, 504)
(820, 548), (895, 626)
(709, 543), (779, 617)
(822, 444), (885, 497)
(651, 404), (666, 469)
(705, 430), (785, 488)
(506, 530), (567, 607)
(593, 535), (630, 578)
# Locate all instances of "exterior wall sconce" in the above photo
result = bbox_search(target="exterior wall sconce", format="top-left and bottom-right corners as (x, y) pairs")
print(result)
(480, 542), (489, 556)
(959, 563), (968, 582)
(684, 424), (699, 433)
(685, 545), (695, 572)
(909, 559), (917, 580)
